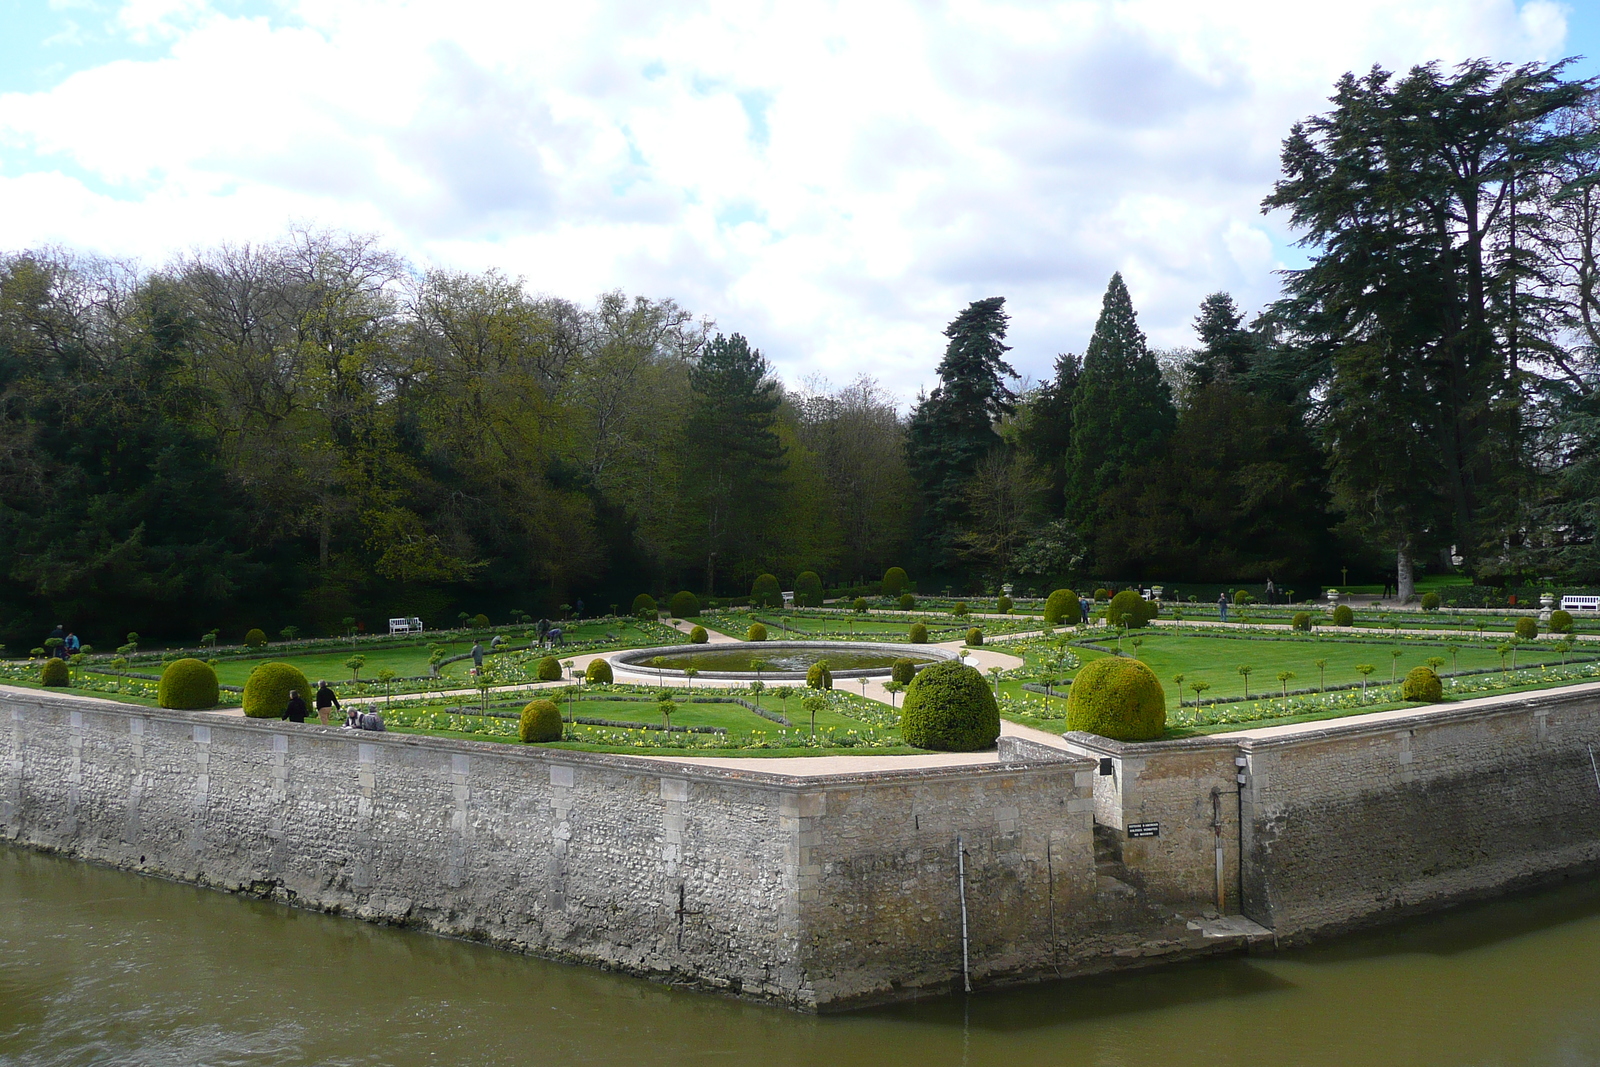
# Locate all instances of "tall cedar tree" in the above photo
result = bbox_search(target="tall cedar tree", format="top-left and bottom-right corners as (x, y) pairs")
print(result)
(906, 298), (1017, 574)
(1064, 274), (1175, 532)
(1264, 59), (1594, 598)
(684, 333), (787, 594)
(1012, 352), (1080, 515)
(1191, 293), (1256, 387)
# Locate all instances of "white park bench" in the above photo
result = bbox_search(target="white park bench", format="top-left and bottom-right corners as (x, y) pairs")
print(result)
(388, 616), (425, 635)
(1560, 596), (1600, 613)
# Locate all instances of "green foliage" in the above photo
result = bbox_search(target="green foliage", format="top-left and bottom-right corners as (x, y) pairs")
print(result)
(689, 625), (709, 644)
(898, 593), (916, 611)
(1044, 589), (1077, 625)
(632, 594), (657, 620)
(965, 627), (983, 646)
(1291, 612), (1312, 632)
(751, 573), (782, 609)
(1333, 604), (1354, 627)
(882, 567), (910, 596)
(536, 656), (562, 681)
(1065, 657), (1166, 742)
(242, 662), (312, 719)
(1401, 666), (1443, 703)
(853, 596), (869, 613)
(951, 601), (969, 617)
(668, 591), (700, 618)
(1095, 589), (1110, 600)
(1420, 591), (1441, 611)
(794, 571), (824, 608)
(1107, 590), (1157, 629)
(997, 595), (1013, 614)
(158, 658), (219, 710)
(472, 613), (489, 628)
(908, 623), (928, 643)
(806, 661), (833, 690)
(1551, 609), (1574, 634)
(244, 628), (267, 648)
(899, 660), (1001, 751)
(40, 658), (68, 687)
(891, 658), (918, 685)
(585, 658), (613, 684)
(1515, 617), (1539, 640)
(519, 699), (563, 743)
(746, 622), (768, 641)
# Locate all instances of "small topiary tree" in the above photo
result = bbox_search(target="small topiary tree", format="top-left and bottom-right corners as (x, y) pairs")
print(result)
(689, 625), (709, 644)
(1107, 590), (1157, 629)
(794, 571), (824, 608)
(806, 660), (833, 690)
(519, 698), (563, 742)
(1044, 589), (1076, 626)
(1333, 604), (1354, 627)
(951, 601), (969, 617)
(852, 596), (868, 613)
(966, 627), (983, 646)
(158, 658), (219, 710)
(40, 658), (69, 687)
(1095, 588), (1110, 601)
(1420, 591), (1441, 611)
(899, 660), (1001, 751)
(1291, 612), (1312, 632)
(1551, 609), (1574, 634)
(536, 656), (562, 681)
(891, 658), (918, 684)
(908, 622), (928, 643)
(242, 662), (313, 719)
(882, 567), (909, 596)
(747, 622), (768, 641)
(997, 595), (1013, 614)
(1515, 616), (1539, 640)
(669, 591), (700, 618)
(1065, 657), (1166, 742)
(1401, 665), (1443, 703)
(244, 628), (267, 648)
(472, 613), (490, 628)
(632, 593), (658, 620)
(899, 593), (916, 611)
(751, 573), (783, 609)
(585, 658), (613, 684)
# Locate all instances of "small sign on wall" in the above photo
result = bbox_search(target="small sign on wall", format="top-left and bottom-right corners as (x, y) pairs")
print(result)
(1127, 822), (1160, 838)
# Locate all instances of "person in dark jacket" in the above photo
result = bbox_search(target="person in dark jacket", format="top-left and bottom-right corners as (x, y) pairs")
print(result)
(283, 689), (308, 723)
(356, 710), (386, 732)
(314, 681), (340, 726)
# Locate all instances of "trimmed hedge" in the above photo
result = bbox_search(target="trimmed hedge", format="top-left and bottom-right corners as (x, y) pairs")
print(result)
(891, 658), (918, 684)
(997, 595), (1013, 614)
(159, 658), (219, 710)
(585, 658), (613, 684)
(632, 593), (657, 620)
(806, 661), (833, 690)
(882, 567), (909, 596)
(1420, 591), (1441, 611)
(1044, 589), (1076, 626)
(689, 625), (709, 644)
(519, 699), (563, 743)
(1551, 609), (1574, 634)
(747, 623), (768, 641)
(752, 573), (782, 609)
(1333, 604), (1354, 627)
(669, 591), (700, 618)
(966, 627), (983, 646)
(40, 658), (68, 687)
(1515, 617), (1539, 640)
(1066, 657), (1165, 742)
(1401, 666), (1443, 703)
(899, 593), (916, 611)
(1291, 612), (1312, 632)
(244, 628), (267, 648)
(795, 571), (824, 608)
(1107, 590), (1157, 629)
(242, 661), (312, 719)
(908, 623), (928, 643)
(899, 660), (1000, 751)
(537, 656), (562, 681)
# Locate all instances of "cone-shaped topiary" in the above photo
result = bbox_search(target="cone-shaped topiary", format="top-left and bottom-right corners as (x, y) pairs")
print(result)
(1044, 589), (1076, 626)
(1420, 591), (1441, 611)
(909, 623), (928, 643)
(1333, 604), (1354, 627)
(243, 661), (313, 718)
(806, 661), (833, 690)
(1291, 612), (1312, 632)
(1401, 666), (1443, 703)
(519, 698), (563, 742)
(537, 656), (562, 681)
(632, 593), (658, 619)
(883, 567), (909, 596)
(585, 658), (613, 684)
(899, 660), (1000, 751)
(689, 625), (709, 644)
(1066, 657), (1165, 741)
(891, 658), (918, 684)
(1108, 590), (1157, 629)
(997, 595), (1013, 614)
(899, 593), (916, 611)
(751, 574), (782, 608)
(159, 658), (219, 710)
(795, 571), (824, 608)
(747, 622), (767, 641)
(669, 591), (700, 618)
(966, 627), (983, 646)
(1515, 616), (1538, 640)
(40, 658), (68, 687)
(1551, 609), (1574, 634)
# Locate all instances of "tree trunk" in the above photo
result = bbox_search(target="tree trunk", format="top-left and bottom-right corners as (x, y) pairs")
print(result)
(1397, 543), (1415, 603)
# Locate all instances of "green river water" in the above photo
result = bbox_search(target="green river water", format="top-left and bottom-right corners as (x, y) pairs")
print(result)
(3, 845), (1599, 1066)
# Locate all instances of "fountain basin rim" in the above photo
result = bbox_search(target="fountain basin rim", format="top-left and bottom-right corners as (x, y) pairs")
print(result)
(609, 641), (961, 680)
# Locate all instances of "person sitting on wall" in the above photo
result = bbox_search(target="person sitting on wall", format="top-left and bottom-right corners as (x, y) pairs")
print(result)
(283, 689), (308, 724)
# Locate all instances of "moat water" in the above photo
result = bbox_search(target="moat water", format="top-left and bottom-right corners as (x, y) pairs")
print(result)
(3, 845), (1599, 1066)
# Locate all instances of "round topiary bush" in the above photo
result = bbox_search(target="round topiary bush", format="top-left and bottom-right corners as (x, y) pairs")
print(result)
(1108, 590), (1157, 629)
(585, 658), (613, 684)
(747, 623), (767, 642)
(899, 593), (916, 611)
(40, 658), (68, 687)
(795, 571), (824, 608)
(1401, 665), (1443, 703)
(1044, 589), (1076, 626)
(951, 601), (969, 617)
(1420, 591), (1441, 611)
(1291, 611), (1312, 632)
(669, 591), (700, 618)
(882, 567), (909, 596)
(966, 627), (983, 646)
(1551, 609), (1574, 634)
(472, 613), (490, 628)
(1333, 604), (1354, 627)
(244, 628), (268, 648)
(751, 574), (782, 609)
(899, 660), (1000, 751)
(536, 656), (562, 681)
(242, 661), (313, 719)
(908, 623), (928, 643)
(806, 661), (833, 690)
(997, 595), (1013, 614)
(1515, 616), (1539, 640)
(891, 658), (918, 684)
(1066, 657), (1166, 742)
(847, 596), (864, 613)
(1095, 588), (1110, 601)
(159, 658), (219, 710)
(519, 698), (563, 743)
(689, 625), (708, 644)
(632, 593), (658, 619)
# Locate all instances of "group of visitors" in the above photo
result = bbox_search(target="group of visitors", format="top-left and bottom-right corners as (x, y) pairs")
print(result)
(281, 680), (384, 731)
(45, 625), (80, 658)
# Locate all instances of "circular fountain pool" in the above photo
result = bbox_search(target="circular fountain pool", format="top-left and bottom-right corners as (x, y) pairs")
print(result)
(610, 641), (957, 680)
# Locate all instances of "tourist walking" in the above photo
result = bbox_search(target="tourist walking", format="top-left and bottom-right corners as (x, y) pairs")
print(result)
(283, 689), (308, 724)
(471, 640), (485, 671)
(314, 680), (340, 726)
(536, 618), (551, 646)
(1218, 594), (1229, 622)
(1079, 595), (1090, 625)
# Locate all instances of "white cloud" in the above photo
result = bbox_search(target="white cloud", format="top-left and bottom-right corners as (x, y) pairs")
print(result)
(0, 0), (1572, 398)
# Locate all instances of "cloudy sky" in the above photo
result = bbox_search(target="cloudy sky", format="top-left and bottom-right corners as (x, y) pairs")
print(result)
(1, 0), (1596, 397)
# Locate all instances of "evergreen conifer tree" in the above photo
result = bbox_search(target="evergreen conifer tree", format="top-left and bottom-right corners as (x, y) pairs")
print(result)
(1191, 293), (1256, 388)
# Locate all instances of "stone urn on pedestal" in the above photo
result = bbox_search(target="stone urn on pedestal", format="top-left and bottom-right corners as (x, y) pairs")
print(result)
(1540, 592), (1555, 629)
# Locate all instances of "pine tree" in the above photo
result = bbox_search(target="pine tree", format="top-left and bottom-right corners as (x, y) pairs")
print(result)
(1064, 274), (1175, 530)
(1191, 293), (1256, 388)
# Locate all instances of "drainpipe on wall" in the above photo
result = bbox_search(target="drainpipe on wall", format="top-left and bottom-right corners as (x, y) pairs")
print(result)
(1211, 787), (1225, 913)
